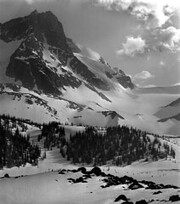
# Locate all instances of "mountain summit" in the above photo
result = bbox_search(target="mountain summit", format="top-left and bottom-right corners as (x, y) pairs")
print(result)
(0, 10), (134, 95)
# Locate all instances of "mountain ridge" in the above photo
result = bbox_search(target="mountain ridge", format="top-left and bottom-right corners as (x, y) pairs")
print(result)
(0, 10), (134, 95)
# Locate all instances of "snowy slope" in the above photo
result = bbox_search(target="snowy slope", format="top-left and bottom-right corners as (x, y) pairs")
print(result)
(155, 97), (180, 120)
(0, 79), (180, 135)
(1, 167), (180, 204)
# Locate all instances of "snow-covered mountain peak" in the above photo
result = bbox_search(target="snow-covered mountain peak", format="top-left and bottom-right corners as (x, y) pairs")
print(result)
(0, 11), (135, 95)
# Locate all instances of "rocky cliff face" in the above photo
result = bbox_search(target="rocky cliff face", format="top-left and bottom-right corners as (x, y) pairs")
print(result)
(0, 10), (69, 49)
(0, 10), (134, 95)
(0, 11), (78, 94)
(112, 68), (135, 89)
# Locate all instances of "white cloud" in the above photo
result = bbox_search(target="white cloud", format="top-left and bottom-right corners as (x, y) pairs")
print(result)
(148, 26), (180, 52)
(117, 36), (146, 56)
(161, 27), (180, 51)
(94, 0), (132, 10)
(94, 0), (180, 54)
(134, 70), (154, 79)
(93, 0), (180, 28)
(94, 0), (180, 55)
(18, 0), (88, 4)
(131, 4), (153, 21)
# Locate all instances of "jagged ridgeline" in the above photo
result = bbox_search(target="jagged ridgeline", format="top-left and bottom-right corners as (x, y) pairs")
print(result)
(40, 123), (175, 166)
(0, 10), (134, 95)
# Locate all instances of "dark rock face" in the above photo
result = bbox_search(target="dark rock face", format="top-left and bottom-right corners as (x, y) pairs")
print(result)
(101, 111), (124, 120)
(116, 74), (134, 89)
(66, 38), (81, 53)
(70, 57), (110, 90)
(0, 10), (111, 94)
(5, 37), (81, 94)
(0, 10), (134, 96)
(1, 11), (82, 95)
(106, 68), (134, 89)
(0, 10), (70, 51)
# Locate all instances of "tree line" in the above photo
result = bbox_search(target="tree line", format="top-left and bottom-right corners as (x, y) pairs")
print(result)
(0, 118), (41, 168)
(30, 121), (176, 167)
(0, 114), (41, 130)
(64, 126), (175, 166)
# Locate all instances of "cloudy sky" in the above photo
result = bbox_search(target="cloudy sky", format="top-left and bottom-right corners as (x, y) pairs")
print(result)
(0, 0), (180, 86)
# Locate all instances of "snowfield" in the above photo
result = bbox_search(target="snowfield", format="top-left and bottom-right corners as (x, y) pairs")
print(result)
(0, 129), (180, 204)
(0, 159), (180, 204)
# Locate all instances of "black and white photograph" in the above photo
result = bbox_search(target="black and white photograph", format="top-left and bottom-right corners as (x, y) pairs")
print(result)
(0, 0), (180, 203)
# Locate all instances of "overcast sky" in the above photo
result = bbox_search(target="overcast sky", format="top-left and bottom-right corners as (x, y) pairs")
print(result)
(0, 0), (180, 86)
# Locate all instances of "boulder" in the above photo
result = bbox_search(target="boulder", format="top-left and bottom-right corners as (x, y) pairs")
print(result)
(135, 200), (148, 204)
(90, 167), (102, 176)
(169, 195), (180, 202)
(114, 194), (128, 202)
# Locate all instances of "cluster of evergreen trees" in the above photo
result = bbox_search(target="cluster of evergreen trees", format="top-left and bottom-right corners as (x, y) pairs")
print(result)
(26, 120), (176, 167)
(40, 122), (65, 151)
(0, 114), (41, 130)
(65, 126), (175, 166)
(0, 118), (41, 168)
